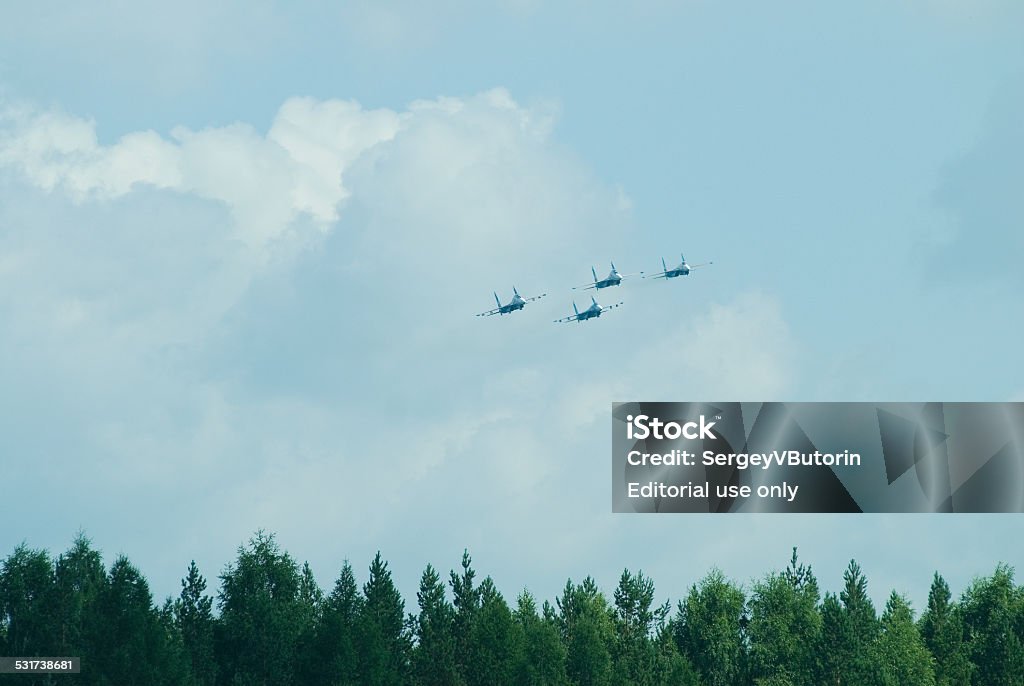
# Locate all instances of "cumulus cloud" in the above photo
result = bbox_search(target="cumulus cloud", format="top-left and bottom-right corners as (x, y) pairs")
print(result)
(0, 97), (401, 249)
(0, 87), (799, 605)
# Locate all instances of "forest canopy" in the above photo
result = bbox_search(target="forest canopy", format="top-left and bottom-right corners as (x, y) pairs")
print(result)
(1, 532), (1022, 685)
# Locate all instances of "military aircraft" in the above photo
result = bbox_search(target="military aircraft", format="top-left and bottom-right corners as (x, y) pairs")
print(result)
(554, 296), (623, 323)
(476, 287), (547, 317)
(644, 253), (712, 280)
(572, 262), (643, 291)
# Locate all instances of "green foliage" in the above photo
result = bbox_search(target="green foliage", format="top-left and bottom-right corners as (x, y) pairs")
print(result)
(175, 561), (216, 686)
(558, 577), (615, 686)
(875, 592), (935, 686)
(674, 568), (746, 686)
(313, 561), (361, 685)
(413, 564), (461, 686)
(4, 534), (1024, 686)
(358, 551), (411, 685)
(216, 530), (305, 686)
(959, 564), (1024, 686)
(514, 590), (569, 685)
(919, 572), (972, 686)
(747, 549), (821, 686)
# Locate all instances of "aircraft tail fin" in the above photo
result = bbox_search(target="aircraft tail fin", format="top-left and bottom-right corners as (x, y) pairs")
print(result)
(494, 292), (501, 308)
(573, 301), (579, 316)
(662, 257), (667, 271)
(513, 286), (519, 296)
(591, 266), (598, 283)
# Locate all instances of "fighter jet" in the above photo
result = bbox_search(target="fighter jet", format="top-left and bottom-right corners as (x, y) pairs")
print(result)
(645, 253), (712, 280)
(476, 287), (546, 317)
(572, 262), (643, 291)
(554, 296), (623, 323)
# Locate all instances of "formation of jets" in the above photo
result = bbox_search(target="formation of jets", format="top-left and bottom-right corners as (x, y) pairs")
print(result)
(475, 253), (712, 324)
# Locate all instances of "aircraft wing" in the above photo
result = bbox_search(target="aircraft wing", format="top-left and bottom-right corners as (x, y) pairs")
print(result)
(643, 271), (669, 279)
(689, 261), (713, 268)
(475, 308), (502, 317)
(525, 293), (547, 303)
(553, 313), (581, 323)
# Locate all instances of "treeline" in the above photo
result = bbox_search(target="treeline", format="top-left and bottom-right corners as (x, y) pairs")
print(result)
(1, 533), (1022, 685)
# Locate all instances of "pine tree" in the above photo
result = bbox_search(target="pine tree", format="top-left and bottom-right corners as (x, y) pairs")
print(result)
(558, 577), (614, 686)
(513, 590), (568, 686)
(466, 577), (521, 685)
(918, 573), (972, 686)
(818, 593), (850, 686)
(217, 531), (305, 686)
(176, 561), (216, 686)
(93, 555), (180, 685)
(450, 550), (481, 682)
(358, 551), (410, 685)
(52, 533), (106, 663)
(314, 561), (361, 685)
(611, 569), (657, 685)
(412, 564), (461, 686)
(839, 560), (881, 686)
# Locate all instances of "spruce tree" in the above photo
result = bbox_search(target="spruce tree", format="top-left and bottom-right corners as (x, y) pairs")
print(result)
(919, 573), (972, 686)
(314, 561), (361, 685)
(176, 561), (216, 686)
(413, 564), (461, 686)
(359, 551), (410, 685)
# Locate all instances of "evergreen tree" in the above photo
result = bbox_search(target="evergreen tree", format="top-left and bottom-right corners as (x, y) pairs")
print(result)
(412, 564), (461, 686)
(52, 533), (106, 663)
(513, 590), (568, 686)
(92, 556), (180, 685)
(875, 592), (935, 686)
(611, 569), (657, 685)
(919, 573), (972, 686)
(838, 560), (881, 686)
(175, 561), (216, 686)
(217, 531), (305, 686)
(651, 604), (701, 686)
(292, 562), (324, 686)
(450, 550), (481, 682)
(558, 577), (614, 686)
(466, 577), (521, 685)
(818, 593), (850, 686)
(358, 551), (410, 685)
(314, 561), (361, 685)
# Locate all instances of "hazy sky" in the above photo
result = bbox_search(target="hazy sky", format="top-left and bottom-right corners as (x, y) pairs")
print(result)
(1, 1), (1022, 614)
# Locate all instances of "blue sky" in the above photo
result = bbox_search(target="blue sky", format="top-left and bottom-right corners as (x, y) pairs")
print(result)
(1, 1), (1022, 613)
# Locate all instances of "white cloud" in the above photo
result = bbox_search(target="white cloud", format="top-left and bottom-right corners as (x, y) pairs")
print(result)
(0, 87), (637, 595)
(0, 87), (801, 608)
(0, 98), (400, 250)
